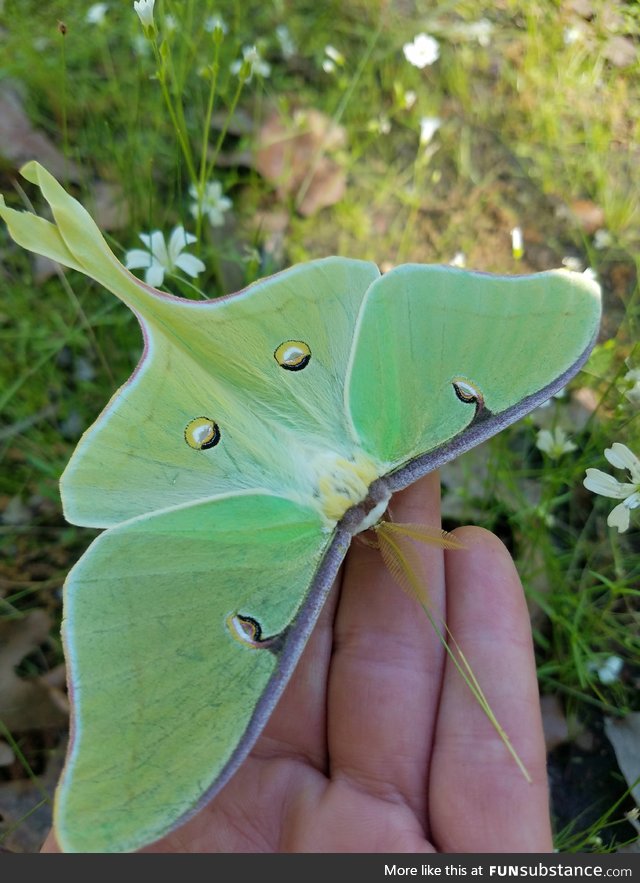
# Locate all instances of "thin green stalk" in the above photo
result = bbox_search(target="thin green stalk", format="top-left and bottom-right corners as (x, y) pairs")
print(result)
(58, 23), (69, 174)
(195, 40), (222, 244)
(0, 798), (50, 845)
(152, 40), (198, 183)
(206, 73), (245, 181)
(198, 47), (221, 185)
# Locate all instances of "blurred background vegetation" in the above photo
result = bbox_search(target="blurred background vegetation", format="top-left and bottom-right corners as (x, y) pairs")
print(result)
(0, 0), (638, 853)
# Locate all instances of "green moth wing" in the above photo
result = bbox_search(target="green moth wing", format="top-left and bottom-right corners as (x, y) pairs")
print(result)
(57, 492), (335, 853)
(0, 162), (382, 528)
(0, 163), (601, 853)
(347, 264), (601, 482)
(58, 252), (379, 528)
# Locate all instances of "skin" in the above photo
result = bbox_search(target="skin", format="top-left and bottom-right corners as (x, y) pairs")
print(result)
(43, 472), (552, 853)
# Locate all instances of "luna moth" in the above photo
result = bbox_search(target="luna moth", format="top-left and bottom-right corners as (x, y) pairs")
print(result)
(0, 162), (601, 853)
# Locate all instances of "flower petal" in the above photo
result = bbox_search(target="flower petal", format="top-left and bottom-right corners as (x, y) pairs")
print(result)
(206, 209), (224, 227)
(536, 430), (553, 454)
(174, 253), (205, 278)
(607, 501), (631, 533)
(605, 443), (640, 481)
(148, 231), (169, 267)
(583, 469), (632, 499)
(168, 226), (196, 263)
(124, 249), (154, 269)
(596, 655), (624, 684)
(138, 231), (156, 249)
(626, 491), (640, 510)
(144, 263), (165, 287)
(204, 181), (222, 200)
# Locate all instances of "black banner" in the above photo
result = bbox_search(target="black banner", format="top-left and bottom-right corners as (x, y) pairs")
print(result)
(4, 851), (640, 881)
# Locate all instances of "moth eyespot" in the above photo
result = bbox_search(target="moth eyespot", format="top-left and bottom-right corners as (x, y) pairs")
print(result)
(274, 340), (311, 371)
(184, 417), (220, 450)
(226, 613), (263, 648)
(452, 378), (484, 407)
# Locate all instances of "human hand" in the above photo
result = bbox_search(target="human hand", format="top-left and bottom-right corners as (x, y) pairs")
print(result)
(43, 472), (551, 853)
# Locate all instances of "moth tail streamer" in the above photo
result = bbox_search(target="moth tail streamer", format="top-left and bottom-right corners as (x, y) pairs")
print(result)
(0, 161), (164, 318)
(374, 520), (533, 784)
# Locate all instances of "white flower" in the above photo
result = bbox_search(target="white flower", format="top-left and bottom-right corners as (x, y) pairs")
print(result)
(420, 116), (441, 145)
(511, 226), (524, 260)
(368, 115), (391, 136)
(125, 226), (205, 288)
(588, 655), (624, 685)
(204, 15), (227, 35)
(562, 255), (583, 272)
(86, 3), (108, 25)
(231, 45), (271, 81)
(276, 25), (296, 58)
(464, 19), (493, 47)
(450, 251), (466, 268)
(593, 228), (612, 249)
(402, 89), (417, 109)
(322, 45), (345, 74)
(403, 33), (440, 69)
(325, 45), (345, 66)
(563, 25), (583, 46)
(164, 13), (177, 33)
(133, 0), (155, 31)
(536, 427), (577, 459)
(189, 181), (232, 228)
(583, 443), (640, 533)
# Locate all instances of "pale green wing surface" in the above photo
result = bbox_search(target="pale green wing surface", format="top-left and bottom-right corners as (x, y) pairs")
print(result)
(61, 254), (378, 528)
(346, 265), (601, 469)
(57, 492), (332, 853)
(0, 163), (380, 528)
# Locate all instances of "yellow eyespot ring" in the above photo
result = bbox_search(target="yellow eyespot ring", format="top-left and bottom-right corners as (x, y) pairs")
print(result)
(452, 378), (483, 407)
(274, 340), (311, 371)
(184, 417), (221, 450)
(226, 613), (263, 648)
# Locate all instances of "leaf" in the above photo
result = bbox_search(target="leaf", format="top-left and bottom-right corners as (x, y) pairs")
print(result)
(603, 36), (637, 68)
(569, 199), (605, 235)
(604, 714), (640, 806)
(540, 694), (570, 752)
(253, 108), (347, 216)
(0, 611), (67, 732)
